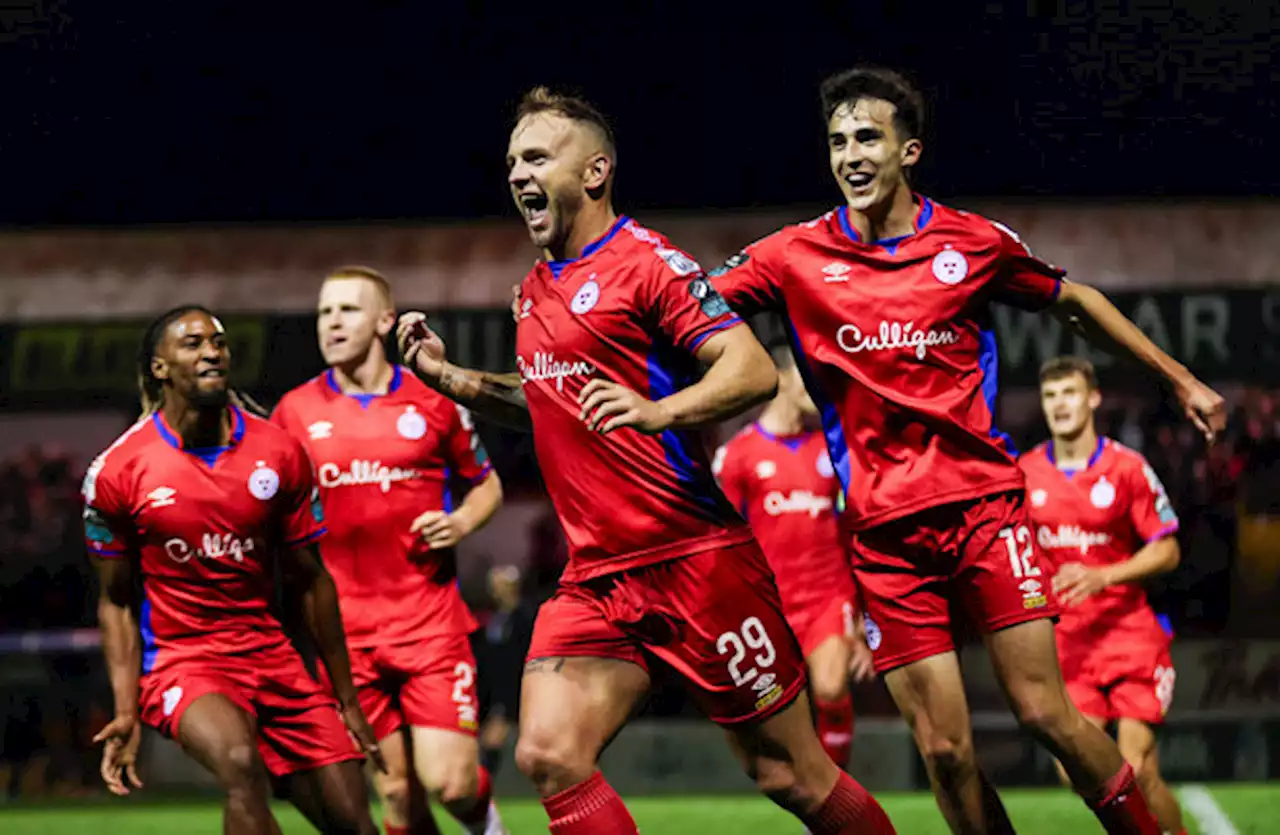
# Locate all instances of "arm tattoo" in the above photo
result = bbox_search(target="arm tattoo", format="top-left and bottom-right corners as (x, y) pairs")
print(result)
(524, 657), (567, 675)
(436, 366), (532, 432)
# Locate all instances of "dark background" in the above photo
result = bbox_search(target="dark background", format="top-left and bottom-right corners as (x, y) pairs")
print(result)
(3, 0), (1275, 227)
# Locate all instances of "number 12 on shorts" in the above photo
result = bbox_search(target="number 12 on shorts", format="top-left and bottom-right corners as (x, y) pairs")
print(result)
(717, 616), (777, 687)
(999, 525), (1041, 579)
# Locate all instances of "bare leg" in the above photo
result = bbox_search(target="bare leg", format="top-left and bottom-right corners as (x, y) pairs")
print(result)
(986, 620), (1160, 833)
(808, 634), (855, 767)
(1053, 713), (1107, 788)
(363, 728), (441, 835)
(177, 694), (277, 835)
(883, 652), (1013, 834)
(279, 759), (378, 835)
(1116, 719), (1184, 834)
(723, 692), (894, 833)
(412, 725), (506, 833)
(515, 656), (650, 834)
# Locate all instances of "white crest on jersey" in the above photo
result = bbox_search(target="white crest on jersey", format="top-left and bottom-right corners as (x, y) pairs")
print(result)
(931, 246), (969, 285)
(755, 460), (777, 479)
(1037, 524), (1112, 554)
(1030, 488), (1048, 507)
(816, 451), (834, 478)
(836, 320), (960, 361)
(516, 353), (597, 392)
(1089, 476), (1117, 509)
(397, 406), (427, 440)
(318, 460), (421, 493)
(763, 489), (833, 518)
(571, 278), (601, 314)
(247, 462), (280, 501)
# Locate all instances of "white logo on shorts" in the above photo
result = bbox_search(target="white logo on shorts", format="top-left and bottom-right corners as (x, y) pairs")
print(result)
(1155, 665), (1176, 715)
(862, 614), (882, 652)
(247, 463), (280, 501)
(162, 686), (184, 717)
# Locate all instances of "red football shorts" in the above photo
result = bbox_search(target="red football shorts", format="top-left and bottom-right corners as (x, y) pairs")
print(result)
(1057, 629), (1176, 725)
(138, 642), (360, 777)
(850, 490), (1059, 674)
(349, 634), (480, 740)
(788, 595), (859, 658)
(527, 539), (807, 725)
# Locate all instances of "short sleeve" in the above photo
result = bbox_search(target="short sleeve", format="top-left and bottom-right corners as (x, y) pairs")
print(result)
(442, 403), (494, 486)
(987, 220), (1065, 311)
(648, 247), (744, 354)
(269, 398), (300, 437)
(707, 232), (787, 318)
(1125, 455), (1180, 543)
(711, 441), (748, 517)
(277, 438), (327, 549)
(81, 457), (135, 559)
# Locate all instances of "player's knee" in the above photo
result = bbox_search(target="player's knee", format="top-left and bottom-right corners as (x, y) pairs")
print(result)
(376, 772), (412, 819)
(514, 730), (593, 795)
(917, 733), (976, 780)
(809, 668), (849, 704)
(424, 763), (479, 808)
(218, 742), (267, 789)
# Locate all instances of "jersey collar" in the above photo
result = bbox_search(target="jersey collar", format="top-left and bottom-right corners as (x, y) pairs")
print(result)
(1046, 436), (1106, 478)
(153, 405), (246, 452)
(547, 215), (631, 279)
(837, 195), (934, 253)
(325, 365), (403, 408)
(752, 422), (809, 452)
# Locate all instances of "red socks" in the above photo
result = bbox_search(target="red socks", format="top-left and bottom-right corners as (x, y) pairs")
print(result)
(801, 771), (897, 834)
(542, 771), (639, 835)
(814, 695), (855, 768)
(383, 820), (441, 835)
(1085, 763), (1161, 834)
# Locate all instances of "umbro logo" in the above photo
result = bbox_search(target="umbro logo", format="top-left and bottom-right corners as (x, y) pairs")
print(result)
(148, 486), (176, 508)
(519, 298), (533, 320)
(822, 262), (851, 283)
(308, 421), (333, 440)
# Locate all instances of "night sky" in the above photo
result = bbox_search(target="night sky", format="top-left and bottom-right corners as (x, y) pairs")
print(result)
(3, 1), (1274, 227)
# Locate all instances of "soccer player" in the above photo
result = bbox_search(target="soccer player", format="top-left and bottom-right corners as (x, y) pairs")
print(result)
(1020, 357), (1186, 835)
(712, 342), (874, 770)
(398, 88), (896, 835)
(86, 306), (381, 835)
(273, 267), (508, 835)
(706, 66), (1225, 835)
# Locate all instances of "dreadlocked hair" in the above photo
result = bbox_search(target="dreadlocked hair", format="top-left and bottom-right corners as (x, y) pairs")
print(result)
(136, 305), (269, 419)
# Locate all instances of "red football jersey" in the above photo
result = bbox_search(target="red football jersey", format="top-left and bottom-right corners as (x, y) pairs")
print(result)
(82, 407), (326, 673)
(1019, 437), (1179, 640)
(710, 197), (1063, 530)
(712, 424), (855, 620)
(272, 366), (491, 645)
(516, 215), (751, 582)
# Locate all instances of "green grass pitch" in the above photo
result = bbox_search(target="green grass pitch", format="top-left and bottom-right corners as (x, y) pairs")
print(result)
(3, 785), (1274, 834)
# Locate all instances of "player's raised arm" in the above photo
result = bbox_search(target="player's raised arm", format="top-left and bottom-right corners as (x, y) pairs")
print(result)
(397, 312), (532, 432)
(1051, 282), (1225, 443)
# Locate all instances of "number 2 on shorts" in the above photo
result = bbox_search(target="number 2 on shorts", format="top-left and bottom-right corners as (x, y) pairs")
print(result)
(999, 525), (1041, 579)
(717, 616), (777, 687)
(452, 662), (474, 704)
